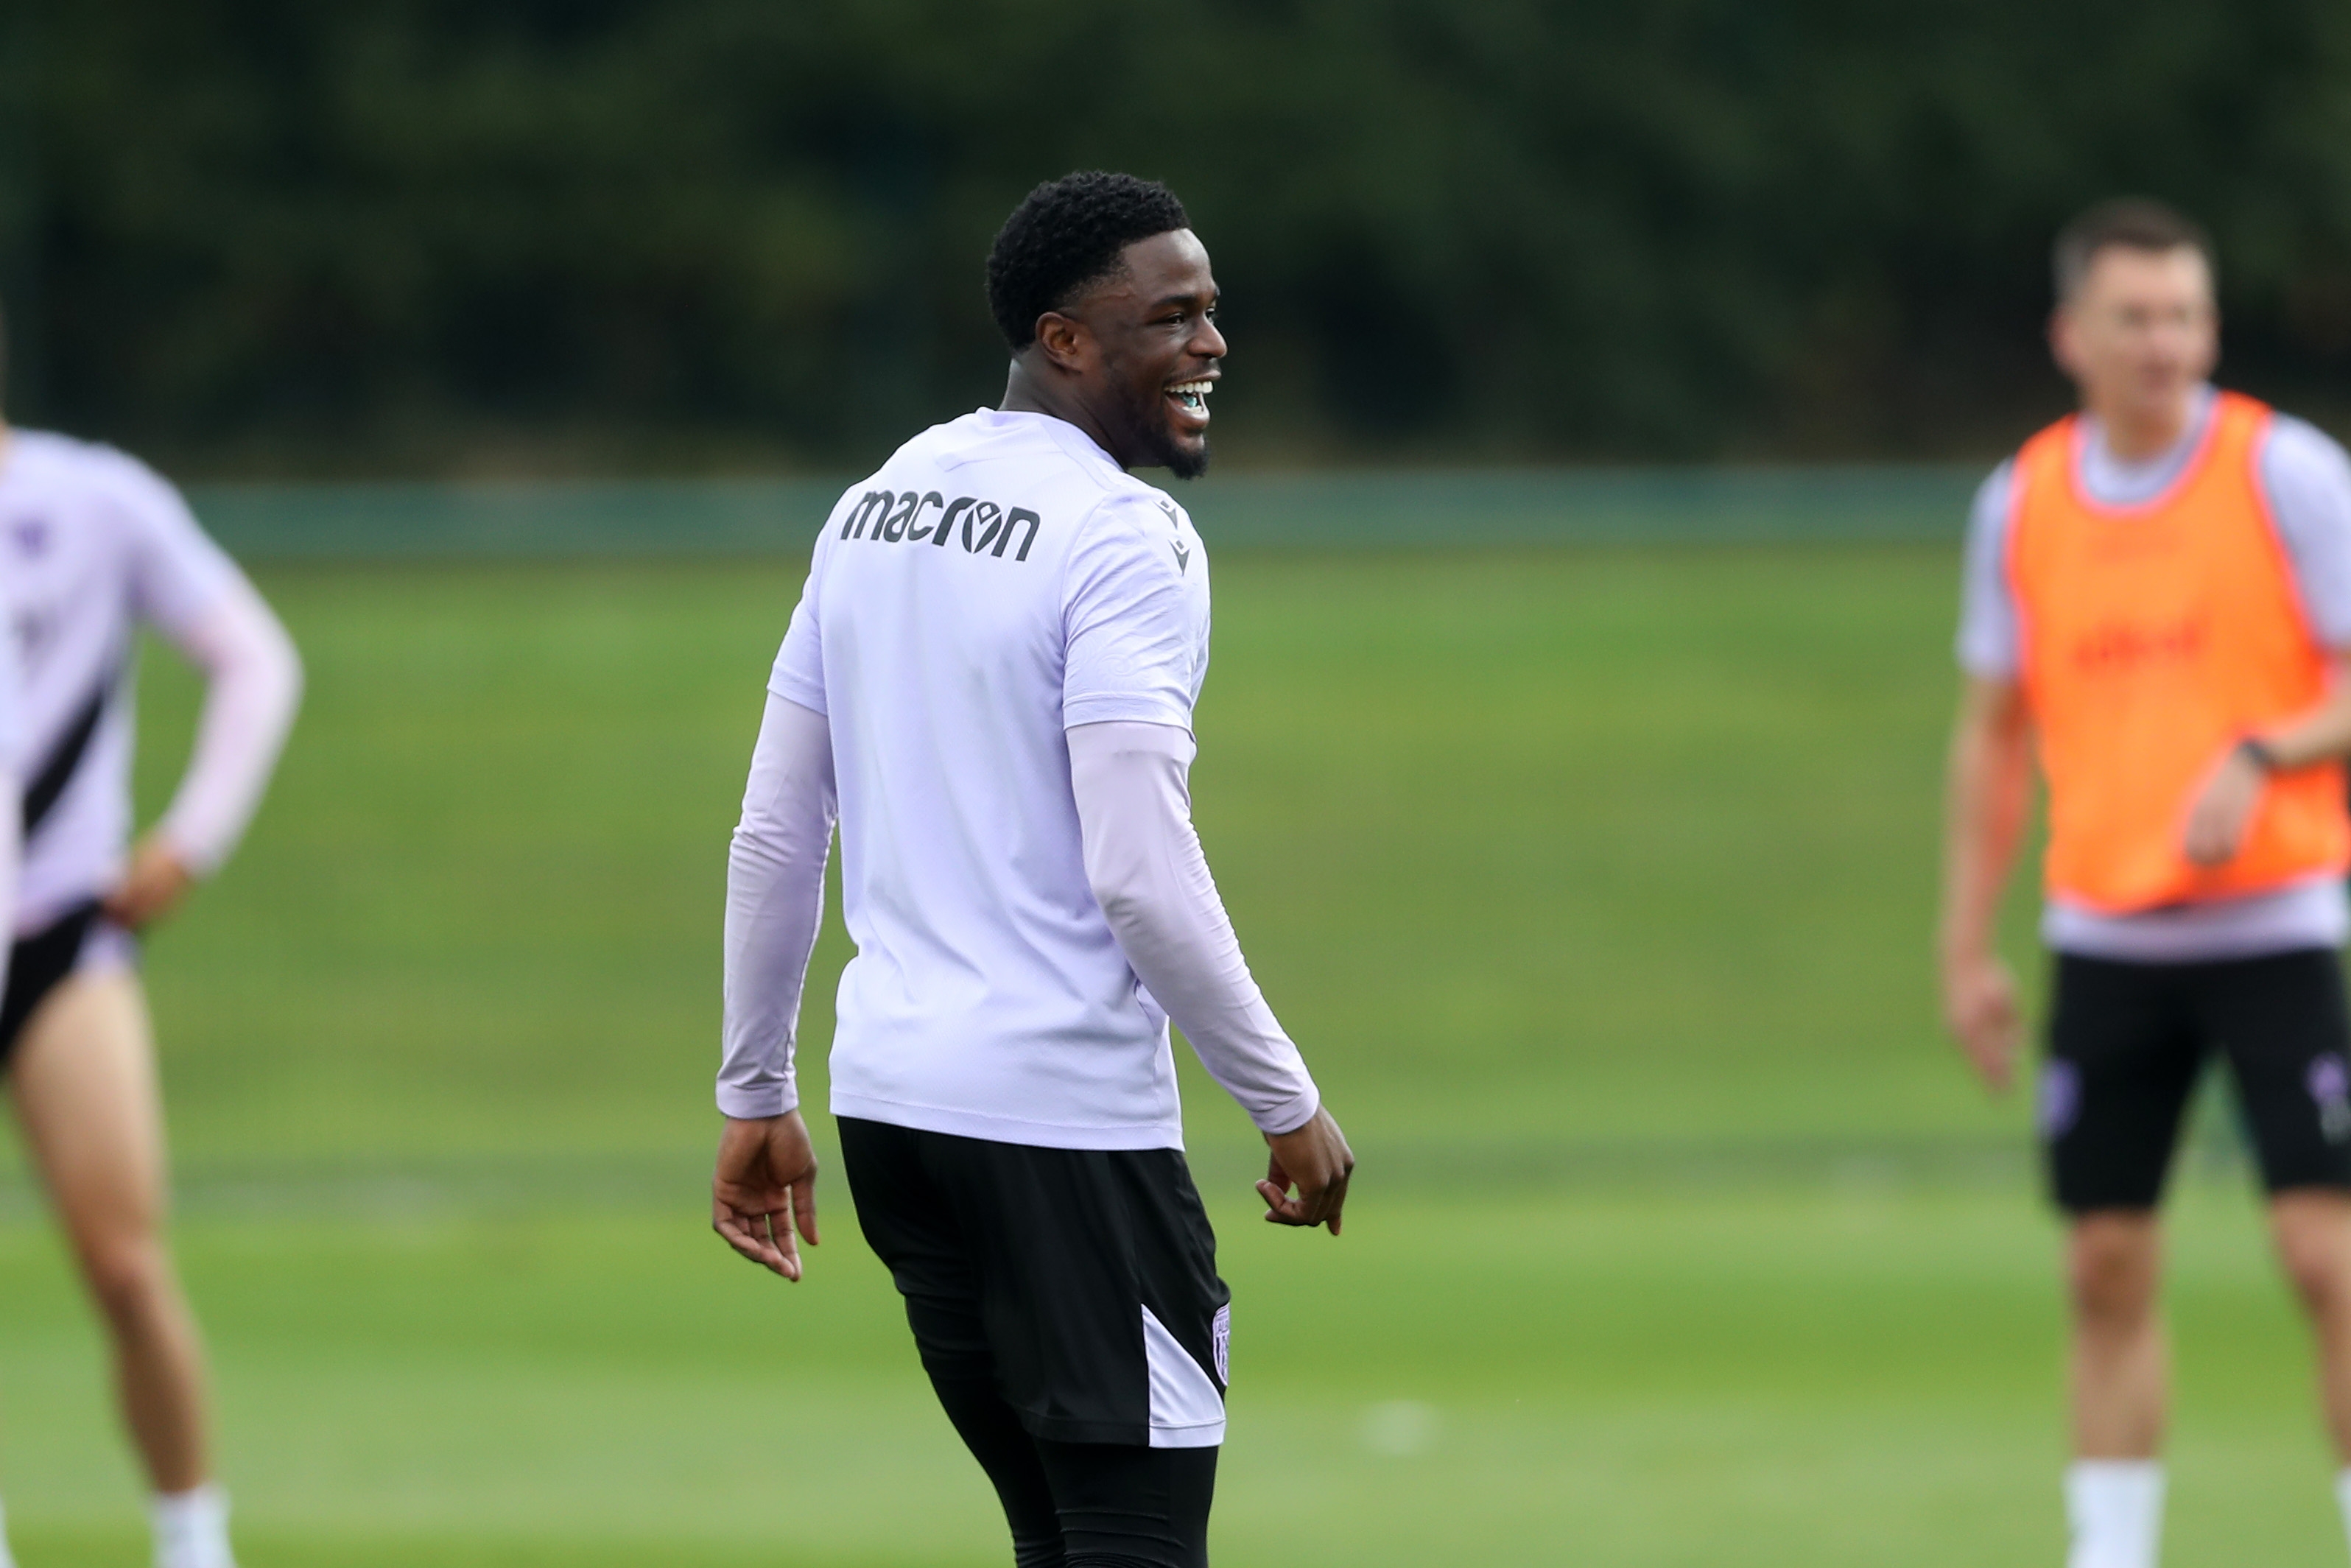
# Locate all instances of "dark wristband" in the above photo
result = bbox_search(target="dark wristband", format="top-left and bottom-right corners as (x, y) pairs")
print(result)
(2238, 736), (2283, 773)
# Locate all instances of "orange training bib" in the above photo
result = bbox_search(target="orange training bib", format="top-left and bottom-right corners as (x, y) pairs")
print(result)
(2008, 390), (2350, 913)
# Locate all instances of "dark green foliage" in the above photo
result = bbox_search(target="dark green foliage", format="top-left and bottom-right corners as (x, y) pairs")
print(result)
(6, 1), (2351, 471)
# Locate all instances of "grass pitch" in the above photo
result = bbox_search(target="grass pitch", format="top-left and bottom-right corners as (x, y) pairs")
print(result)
(0, 546), (2337, 1564)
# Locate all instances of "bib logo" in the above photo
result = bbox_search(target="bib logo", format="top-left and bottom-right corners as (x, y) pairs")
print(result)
(841, 490), (1042, 561)
(2070, 616), (2205, 674)
(1211, 1303), (1230, 1387)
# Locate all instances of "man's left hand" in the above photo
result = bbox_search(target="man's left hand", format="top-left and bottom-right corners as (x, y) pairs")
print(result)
(2184, 744), (2269, 868)
(103, 834), (197, 929)
(713, 1111), (821, 1281)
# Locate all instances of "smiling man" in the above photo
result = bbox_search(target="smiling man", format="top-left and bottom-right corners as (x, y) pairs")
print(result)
(1941, 199), (2351, 1568)
(710, 172), (1352, 1567)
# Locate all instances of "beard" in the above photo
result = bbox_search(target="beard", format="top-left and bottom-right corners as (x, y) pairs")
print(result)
(1162, 438), (1211, 480)
(1132, 401), (1211, 479)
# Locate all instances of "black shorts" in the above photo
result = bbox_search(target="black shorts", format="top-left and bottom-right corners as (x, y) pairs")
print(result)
(0, 901), (107, 1069)
(2041, 948), (2351, 1212)
(839, 1117), (1231, 1449)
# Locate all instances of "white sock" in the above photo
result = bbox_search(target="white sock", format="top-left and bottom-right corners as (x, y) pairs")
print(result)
(2067, 1460), (2165, 1568)
(0, 1497), (16, 1568)
(150, 1484), (234, 1568)
(2334, 1467), (2351, 1560)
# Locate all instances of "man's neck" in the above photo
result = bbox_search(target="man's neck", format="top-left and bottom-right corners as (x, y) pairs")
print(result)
(999, 362), (1120, 465)
(2087, 389), (2199, 464)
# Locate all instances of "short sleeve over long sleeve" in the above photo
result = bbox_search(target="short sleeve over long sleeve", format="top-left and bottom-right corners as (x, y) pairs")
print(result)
(110, 455), (239, 637)
(1061, 495), (1206, 731)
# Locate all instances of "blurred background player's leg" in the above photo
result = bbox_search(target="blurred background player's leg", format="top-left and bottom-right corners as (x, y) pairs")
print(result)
(2267, 1192), (2351, 1546)
(9, 966), (233, 1568)
(2064, 1213), (2166, 1568)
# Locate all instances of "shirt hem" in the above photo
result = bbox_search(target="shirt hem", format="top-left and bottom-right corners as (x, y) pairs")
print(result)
(1063, 695), (1194, 730)
(767, 678), (827, 717)
(830, 1091), (1184, 1152)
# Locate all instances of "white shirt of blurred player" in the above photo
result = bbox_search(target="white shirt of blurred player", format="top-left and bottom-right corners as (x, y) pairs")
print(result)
(0, 431), (244, 932)
(771, 408), (1215, 1150)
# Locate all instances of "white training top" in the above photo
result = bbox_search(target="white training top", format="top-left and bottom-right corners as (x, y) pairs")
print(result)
(1956, 387), (2351, 961)
(740, 407), (1317, 1149)
(0, 429), (302, 934)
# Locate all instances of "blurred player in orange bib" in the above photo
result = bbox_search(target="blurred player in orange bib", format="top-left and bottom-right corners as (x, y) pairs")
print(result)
(1941, 200), (2351, 1568)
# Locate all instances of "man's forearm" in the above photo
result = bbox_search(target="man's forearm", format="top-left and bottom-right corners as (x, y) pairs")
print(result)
(1940, 682), (2034, 965)
(1069, 720), (1321, 1135)
(156, 580), (303, 876)
(2250, 657), (2351, 770)
(718, 694), (837, 1119)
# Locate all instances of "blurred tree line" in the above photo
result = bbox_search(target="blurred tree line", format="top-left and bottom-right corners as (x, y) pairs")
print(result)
(4, 0), (2351, 475)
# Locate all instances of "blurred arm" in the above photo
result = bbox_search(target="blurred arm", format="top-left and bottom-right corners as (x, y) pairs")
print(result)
(1938, 676), (2034, 1090)
(718, 692), (836, 1119)
(152, 576), (303, 876)
(1069, 720), (1320, 1134)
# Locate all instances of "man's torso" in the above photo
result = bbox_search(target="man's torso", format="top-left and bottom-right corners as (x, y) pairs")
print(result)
(775, 409), (1212, 1150)
(0, 431), (233, 932)
(1958, 387), (2351, 960)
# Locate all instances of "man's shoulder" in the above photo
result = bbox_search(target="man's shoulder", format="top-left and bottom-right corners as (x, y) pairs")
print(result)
(2260, 407), (2351, 477)
(4, 428), (166, 496)
(0, 431), (194, 553)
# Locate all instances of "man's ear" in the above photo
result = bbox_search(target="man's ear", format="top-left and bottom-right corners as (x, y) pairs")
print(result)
(1031, 311), (1091, 373)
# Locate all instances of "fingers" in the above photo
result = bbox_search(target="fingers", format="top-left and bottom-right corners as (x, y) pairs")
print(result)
(770, 1199), (803, 1281)
(1257, 1166), (1352, 1232)
(791, 1170), (820, 1249)
(1258, 1177), (1313, 1226)
(711, 1199), (798, 1279)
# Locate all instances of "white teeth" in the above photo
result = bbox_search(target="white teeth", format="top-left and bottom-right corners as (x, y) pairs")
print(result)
(1168, 379), (1213, 395)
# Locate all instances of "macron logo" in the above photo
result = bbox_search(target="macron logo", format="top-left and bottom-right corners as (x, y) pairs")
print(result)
(1170, 540), (1191, 573)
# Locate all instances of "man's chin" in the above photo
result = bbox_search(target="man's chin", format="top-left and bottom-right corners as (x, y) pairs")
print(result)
(1149, 429), (1211, 480)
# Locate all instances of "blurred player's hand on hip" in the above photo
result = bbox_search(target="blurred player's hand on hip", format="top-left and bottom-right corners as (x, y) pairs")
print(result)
(1942, 953), (2023, 1093)
(102, 834), (196, 929)
(2182, 742), (2266, 867)
(1260, 1105), (1354, 1235)
(713, 1111), (820, 1281)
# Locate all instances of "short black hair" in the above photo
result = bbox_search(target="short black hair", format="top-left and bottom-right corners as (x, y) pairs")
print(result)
(985, 172), (1190, 351)
(2053, 198), (2215, 303)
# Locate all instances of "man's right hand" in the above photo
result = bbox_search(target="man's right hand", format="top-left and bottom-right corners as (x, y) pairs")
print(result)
(1260, 1105), (1354, 1235)
(713, 1111), (820, 1281)
(1942, 952), (2023, 1094)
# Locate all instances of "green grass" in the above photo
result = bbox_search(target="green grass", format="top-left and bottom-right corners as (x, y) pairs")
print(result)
(0, 545), (2333, 1564)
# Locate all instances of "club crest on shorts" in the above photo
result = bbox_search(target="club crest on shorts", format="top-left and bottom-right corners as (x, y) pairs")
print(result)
(1212, 1303), (1230, 1387)
(2308, 1054), (2351, 1144)
(2037, 1060), (2081, 1141)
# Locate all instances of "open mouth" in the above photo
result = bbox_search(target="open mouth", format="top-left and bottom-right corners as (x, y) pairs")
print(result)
(1166, 378), (1215, 424)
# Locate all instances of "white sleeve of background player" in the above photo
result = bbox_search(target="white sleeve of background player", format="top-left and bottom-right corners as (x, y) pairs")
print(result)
(1069, 720), (1321, 1136)
(2260, 416), (2351, 650)
(113, 451), (242, 637)
(152, 577), (303, 875)
(0, 609), (22, 987)
(104, 453), (303, 873)
(718, 691), (836, 1119)
(1955, 461), (2020, 679)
